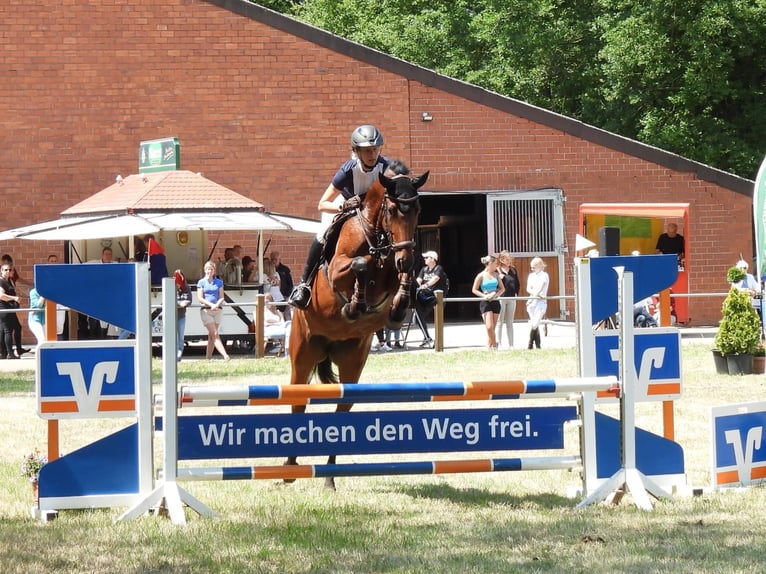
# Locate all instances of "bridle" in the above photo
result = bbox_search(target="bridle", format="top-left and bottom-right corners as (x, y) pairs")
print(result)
(356, 188), (419, 267)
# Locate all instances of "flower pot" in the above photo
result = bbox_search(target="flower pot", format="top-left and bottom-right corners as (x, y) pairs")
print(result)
(726, 353), (754, 376)
(712, 349), (728, 374)
(753, 355), (765, 375)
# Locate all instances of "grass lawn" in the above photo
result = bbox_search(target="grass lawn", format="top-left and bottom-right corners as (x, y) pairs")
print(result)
(1, 341), (765, 573)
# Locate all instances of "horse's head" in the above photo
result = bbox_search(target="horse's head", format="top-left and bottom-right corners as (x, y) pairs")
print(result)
(377, 170), (429, 273)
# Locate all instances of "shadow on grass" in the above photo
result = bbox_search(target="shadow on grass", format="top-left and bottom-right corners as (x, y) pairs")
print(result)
(389, 481), (574, 509)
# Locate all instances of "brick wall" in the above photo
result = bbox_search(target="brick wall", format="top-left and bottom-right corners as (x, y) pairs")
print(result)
(0, 0), (751, 326)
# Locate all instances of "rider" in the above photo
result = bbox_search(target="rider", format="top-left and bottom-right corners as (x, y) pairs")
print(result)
(288, 124), (390, 309)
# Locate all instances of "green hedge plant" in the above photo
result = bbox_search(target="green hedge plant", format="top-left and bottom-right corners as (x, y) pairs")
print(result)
(714, 286), (761, 356)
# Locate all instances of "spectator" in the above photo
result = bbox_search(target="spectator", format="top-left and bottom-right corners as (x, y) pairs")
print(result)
(733, 259), (762, 317)
(261, 293), (287, 355)
(370, 328), (391, 352)
(634, 297), (658, 328)
(0, 262), (23, 359)
(655, 223), (685, 267)
(270, 251), (293, 321)
(28, 285), (47, 346)
(262, 259), (285, 305)
(241, 256), (257, 283)
(414, 251), (448, 348)
(270, 251), (294, 300)
(1, 254), (29, 354)
(495, 250), (520, 349)
(526, 257), (549, 349)
(196, 260), (230, 361)
(174, 269), (192, 361)
(471, 254), (504, 350)
(385, 326), (402, 349)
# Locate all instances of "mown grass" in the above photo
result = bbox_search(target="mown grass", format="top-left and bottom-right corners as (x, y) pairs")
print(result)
(1, 342), (765, 573)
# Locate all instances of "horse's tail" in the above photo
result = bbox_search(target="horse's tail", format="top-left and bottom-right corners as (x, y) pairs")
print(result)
(315, 356), (338, 385)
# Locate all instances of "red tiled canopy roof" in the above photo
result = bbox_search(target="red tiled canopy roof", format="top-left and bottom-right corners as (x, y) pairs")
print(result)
(62, 170), (264, 215)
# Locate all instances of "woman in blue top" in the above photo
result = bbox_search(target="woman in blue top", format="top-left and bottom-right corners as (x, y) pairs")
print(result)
(471, 255), (505, 350)
(196, 260), (230, 361)
(28, 287), (46, 345)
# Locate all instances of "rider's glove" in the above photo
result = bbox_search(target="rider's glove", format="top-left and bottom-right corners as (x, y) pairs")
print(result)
(341, 195), (362, 212)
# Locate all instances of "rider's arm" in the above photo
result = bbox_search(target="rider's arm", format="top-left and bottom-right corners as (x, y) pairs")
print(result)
(318, 184), (343, 214)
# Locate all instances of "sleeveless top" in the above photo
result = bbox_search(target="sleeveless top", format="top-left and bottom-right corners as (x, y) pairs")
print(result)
(480, 275), (499, 293)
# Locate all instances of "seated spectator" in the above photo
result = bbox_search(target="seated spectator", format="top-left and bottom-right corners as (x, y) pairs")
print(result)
(633, 297), (658, 328)
(241, 256), (258, 283)
(733, 259), (762, 316)
(261, 293), (287, 355)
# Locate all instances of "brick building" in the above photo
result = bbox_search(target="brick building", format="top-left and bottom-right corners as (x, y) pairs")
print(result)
(1, 0), (754, 325)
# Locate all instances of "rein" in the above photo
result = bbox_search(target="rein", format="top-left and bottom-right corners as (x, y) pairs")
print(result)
(356, 193), (417, 264)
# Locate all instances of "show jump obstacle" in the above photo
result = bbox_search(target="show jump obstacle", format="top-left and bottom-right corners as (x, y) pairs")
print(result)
(33, 255), (686, 524)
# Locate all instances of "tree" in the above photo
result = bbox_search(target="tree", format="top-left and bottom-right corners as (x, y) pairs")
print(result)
(272, 0), (766, 178)
(594, 0), (766, 178)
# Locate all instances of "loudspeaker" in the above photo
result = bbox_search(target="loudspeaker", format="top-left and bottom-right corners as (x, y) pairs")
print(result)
(598, 226), (620, 256)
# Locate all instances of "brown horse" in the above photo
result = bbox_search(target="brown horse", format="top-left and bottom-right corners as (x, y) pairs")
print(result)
(287, 169), (428, 489)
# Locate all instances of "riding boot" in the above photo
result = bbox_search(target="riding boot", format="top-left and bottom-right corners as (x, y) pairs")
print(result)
(528, 328), (536, 349)
(288, 239), (324, 309)
(534, 328), (541, 349)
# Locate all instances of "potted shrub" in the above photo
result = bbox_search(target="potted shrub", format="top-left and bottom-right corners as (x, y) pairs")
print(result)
(20, 449), (47, 505)
(714, 276), (762, 375)
(754, 343), (766, 375)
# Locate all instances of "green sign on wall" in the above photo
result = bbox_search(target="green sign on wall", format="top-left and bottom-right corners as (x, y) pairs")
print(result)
(139, 137), (180, 173)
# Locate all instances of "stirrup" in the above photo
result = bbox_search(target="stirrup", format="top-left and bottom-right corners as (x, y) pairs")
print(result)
(288, 284), (311, 309)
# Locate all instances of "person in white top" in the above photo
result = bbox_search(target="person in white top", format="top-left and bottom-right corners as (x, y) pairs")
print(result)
(733, 259), (762, 316)
(525, 257), (549, 349)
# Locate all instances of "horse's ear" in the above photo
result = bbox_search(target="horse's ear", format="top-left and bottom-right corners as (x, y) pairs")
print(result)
(413, 171), (429, 189)
(378, 172), (392, 187)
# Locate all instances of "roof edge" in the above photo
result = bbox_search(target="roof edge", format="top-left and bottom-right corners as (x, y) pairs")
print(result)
(209, 0), (753, 195)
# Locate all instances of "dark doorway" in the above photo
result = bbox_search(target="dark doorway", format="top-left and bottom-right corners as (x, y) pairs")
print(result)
(415, 193), (488, 321)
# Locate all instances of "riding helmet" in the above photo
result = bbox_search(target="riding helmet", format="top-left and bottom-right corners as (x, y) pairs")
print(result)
(351, 125), (384, 148)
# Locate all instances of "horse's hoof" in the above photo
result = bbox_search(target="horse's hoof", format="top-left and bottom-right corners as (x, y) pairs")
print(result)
(324, 477), (337, 491)
(283, 459), (297, 484)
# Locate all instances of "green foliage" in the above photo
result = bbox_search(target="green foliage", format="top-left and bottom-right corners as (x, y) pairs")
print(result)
(726, 266), (746, 284)
(284, 0), (766, 178)
(715, 287), (761, 355)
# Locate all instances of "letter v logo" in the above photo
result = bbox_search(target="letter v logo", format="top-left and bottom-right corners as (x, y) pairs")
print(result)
(724, 427), (764, 486)
(56, 361), (120, 415)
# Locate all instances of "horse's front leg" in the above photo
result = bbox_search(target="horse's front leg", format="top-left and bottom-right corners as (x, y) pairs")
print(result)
(283, 403), (305, 481)
(388, 273), (412, 325)
(341, 256), (368, 321)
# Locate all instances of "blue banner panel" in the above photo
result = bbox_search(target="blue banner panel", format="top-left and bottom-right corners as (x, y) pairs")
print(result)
(589, 255), (677, 323)
(713, 412), (766, 468)
(175, 406), (578, 460)
(37, 342), (136, 418)
(594, 331), (681, 380)
(35, 263), (137, 331)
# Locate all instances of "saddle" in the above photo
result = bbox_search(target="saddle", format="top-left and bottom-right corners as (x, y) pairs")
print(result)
(320, 210), (356, 266)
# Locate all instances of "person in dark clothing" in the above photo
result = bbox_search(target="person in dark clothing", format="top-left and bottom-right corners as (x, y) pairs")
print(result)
(414, 251), (448, 347)
(270, 251), (294, 300)
(0, 263), (24, 359)
(655, 223), (685, 267)
(288, 124), (389, 309)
